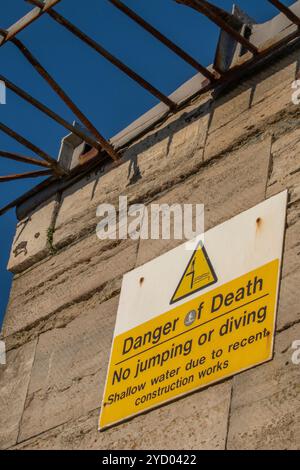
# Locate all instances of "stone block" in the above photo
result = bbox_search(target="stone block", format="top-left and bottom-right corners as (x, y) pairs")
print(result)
(268, 127), (300, 205)
(18, 296), (118, 442)
(251, 54), (297, 107)
(277, 269), (300, 332)
(276, 211), (300, 332)
(0, 340), (37, 449)
(204, 52), (298, 162)
(2, 277), (122, 356)
(16, 381), (231, 450)
(53, 161), (131, 250)
(136, 136), (271, 266)
(227, 323), (300, 450)
(209, 85), (252, 134)
(7, 198), (58, 274)
(53, 96), (211, 249)
(3, 237), (137, 337)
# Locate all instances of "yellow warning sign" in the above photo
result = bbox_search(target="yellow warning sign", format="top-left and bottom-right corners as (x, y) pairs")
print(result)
(99, 259), (279, 430)
(170, 242), (217, 304)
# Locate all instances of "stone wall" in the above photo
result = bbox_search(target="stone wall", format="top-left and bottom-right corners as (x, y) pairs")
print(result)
(0, 42), (300, 450)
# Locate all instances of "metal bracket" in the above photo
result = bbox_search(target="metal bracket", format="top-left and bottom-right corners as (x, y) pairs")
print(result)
(214, 4), (256, 74)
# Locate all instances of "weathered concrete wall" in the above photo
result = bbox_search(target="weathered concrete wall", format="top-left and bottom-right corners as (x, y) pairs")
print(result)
(1, 42), (300, 450)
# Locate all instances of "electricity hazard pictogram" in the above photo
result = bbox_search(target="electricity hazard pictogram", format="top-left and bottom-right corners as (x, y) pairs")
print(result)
(170, 242), (217, 304)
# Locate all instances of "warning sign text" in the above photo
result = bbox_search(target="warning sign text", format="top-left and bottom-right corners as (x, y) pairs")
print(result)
(100, 259), (279, 429)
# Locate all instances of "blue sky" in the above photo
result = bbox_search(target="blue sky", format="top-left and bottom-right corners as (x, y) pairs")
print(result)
(0, 0), (294, 328)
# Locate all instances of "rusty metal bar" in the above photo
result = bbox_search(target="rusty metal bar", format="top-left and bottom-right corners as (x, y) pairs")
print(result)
(0, 144), (109, 217)
(27, 0), (177, 110)
(181, 26), (300, 108)
(0, 169), (53, 182)
(0, 150), (50, 168)
(12, 38), (120, 162)
(0, 0), (62, 47)
(2, 20), (296, 215)
(0, 198), (23, 217)
(0, 73), (107, 153)
(267, 0), (300, 27)
(0, 180), (54, 216)
(176, 0), (258, 55)
(78, 147), (99, 166)
(108, 0), (216, 81)
(0, 121), (64, 175)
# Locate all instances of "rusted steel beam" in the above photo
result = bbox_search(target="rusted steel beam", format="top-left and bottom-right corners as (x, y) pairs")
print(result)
(176, 0), (258, 55)
(0, 0), (61, 47)
(0, 169), (53, 182)
(0, 121), (64, 175)
(0, 73), (107, 153)
(108, 0), (216, 81)
(179, 27), (300, 109)
(0, 142), (111, 218)
(28, 0), (177, 110)
(0, 150), (50, 168)
(78, 147), (99, 165)
(0, 174), (57, 217)
(12, 38), (120, 162)
(268, 0), (300, 27)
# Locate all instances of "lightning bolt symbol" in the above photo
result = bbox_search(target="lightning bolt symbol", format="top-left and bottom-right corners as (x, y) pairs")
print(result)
(186, 257), (196, 289)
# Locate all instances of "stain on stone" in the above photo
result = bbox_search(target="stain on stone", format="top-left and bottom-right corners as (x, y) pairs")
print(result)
(13, 241), (28, 258)
(256, 217), (263, 231)
(128, 156), (142, 186)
